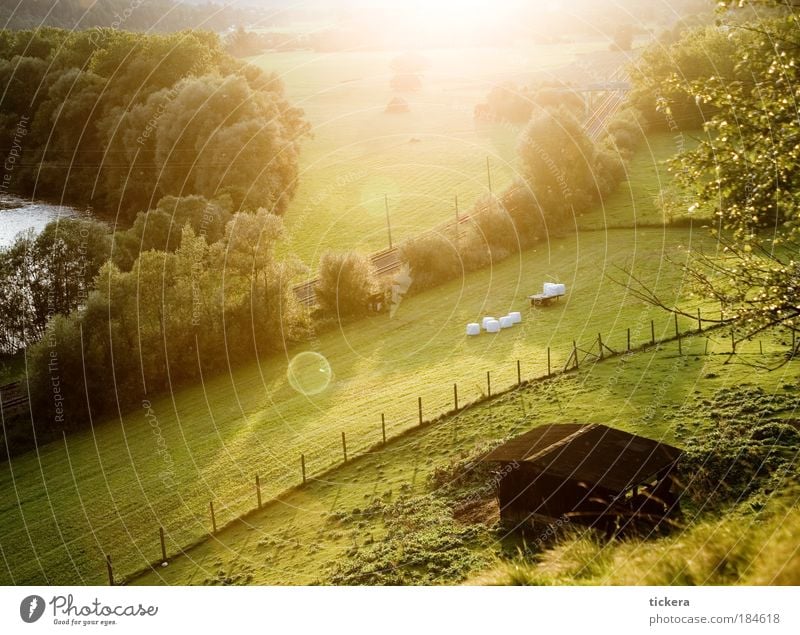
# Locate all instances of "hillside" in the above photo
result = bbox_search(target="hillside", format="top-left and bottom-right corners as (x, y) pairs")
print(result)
(130, 331), (800, 585)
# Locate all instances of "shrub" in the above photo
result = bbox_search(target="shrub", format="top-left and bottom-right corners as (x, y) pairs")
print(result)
(315, 251), (378, 317)
(604, 107), (646, 157)
(470, 196), (520, 260)
(399, 233), (462, 292)
(518, 107), (599, 222)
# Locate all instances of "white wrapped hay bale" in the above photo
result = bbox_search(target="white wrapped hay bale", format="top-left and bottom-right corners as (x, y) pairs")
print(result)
(543, 282), (559, 297)
(500, 316), (514, 329)
(554, 283), (566, 295)
(509, 311), (522, 324)
(482, 316), (497, 330)
(466, 322), (480, 336)
(485, 319), (501, 333)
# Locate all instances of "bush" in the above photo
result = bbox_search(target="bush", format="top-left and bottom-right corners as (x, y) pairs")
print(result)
(518, 107), (598, 222)
(400, 233), (462, 292)
(470, 196), (520, 259)
(629, 25), (741, 130)
(315, 251), (378, 317)
(604, 107), (646, 157)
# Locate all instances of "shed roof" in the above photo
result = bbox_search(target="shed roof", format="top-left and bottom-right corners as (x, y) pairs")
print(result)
(482, 423), (682, 494)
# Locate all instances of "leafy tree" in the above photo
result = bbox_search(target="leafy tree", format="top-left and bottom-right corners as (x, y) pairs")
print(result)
(0, 29), (309, 220)
(626, 2), (800, 354)
(316, 251), (378, 317)
(0, 219), (109, 354)
(629, 24), (741, 130)
(517, 107), (598, 222)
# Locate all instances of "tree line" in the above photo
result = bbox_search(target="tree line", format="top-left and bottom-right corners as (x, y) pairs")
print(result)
(0, 28), (309, 222)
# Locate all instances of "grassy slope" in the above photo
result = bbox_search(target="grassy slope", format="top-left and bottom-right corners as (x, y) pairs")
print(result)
(0, 129), (703, 585)
(254, 43), (614, 268)
(130, 334), (800, 585)
(0, 223), (710, 585)
(474, 492), (800, 585)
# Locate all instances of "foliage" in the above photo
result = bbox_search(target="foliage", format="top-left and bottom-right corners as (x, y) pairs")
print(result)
(470, 195), (520, 258)
(21, 210), (307, 451)
(113, 194), (232, 270)
(653, 5), (800, 344)
(0, 28), (309, 222)
(518, 107), (600, 222)
(475, 81), (583, 124)
(315, 251), (379, 317)
(0, 218), (110, 354)
(399, 232), (463, 292)
(628, 23), (742, 130)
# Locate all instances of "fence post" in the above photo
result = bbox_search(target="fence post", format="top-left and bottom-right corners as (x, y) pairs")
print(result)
(301, 454), (306, 484)
(381, 413), (386, 445)
(487, 371), (491, 397)
(453, 383), (458, 411)
(341, 431), (348, 462)
(418, 396), (423, 425)
(106, 554), (114, 586)
(598, 333), (604, 360)
(159, 527), (167, 563)
(759, 340), (763, 355)
(678, 332), (682, 356)
(517, 360), (521, 385)
(547, 347), (551, 377)
(697, 307), (702, 332)
(674, 313), (679, 338)
(627, 328), (631, 353)
(651, 320), (655, 345)
(255, 474), (262, 509)
(210, 501), (217, 535)
(573, 340), (579, 370)
(705, 337), (709, 355)
(731, 331), (736, 354)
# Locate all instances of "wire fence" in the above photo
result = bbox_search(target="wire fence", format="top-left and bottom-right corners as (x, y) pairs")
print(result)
(106, 310), (797, 586)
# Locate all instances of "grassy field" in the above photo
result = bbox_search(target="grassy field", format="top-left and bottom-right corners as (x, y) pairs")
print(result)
(475, 492), (800, 585)
(0, 44), (720, 586)
(252, 42), (628, 267)
(129, 332), (800, 585)
(1, 221), (718, 585)
(577, 132), (700, 230)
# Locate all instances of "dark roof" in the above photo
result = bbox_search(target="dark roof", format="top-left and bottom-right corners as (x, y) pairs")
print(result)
(482, 423), (682, 494)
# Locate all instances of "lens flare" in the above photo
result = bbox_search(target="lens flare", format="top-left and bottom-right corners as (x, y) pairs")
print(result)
(287, 352), (333, 395)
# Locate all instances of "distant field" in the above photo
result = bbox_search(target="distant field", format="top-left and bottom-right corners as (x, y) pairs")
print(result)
(251, 42), (626, 267)
(1, 224), (715, 585)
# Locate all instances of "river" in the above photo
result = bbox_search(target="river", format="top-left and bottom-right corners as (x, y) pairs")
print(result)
(0, 195), (84, 248)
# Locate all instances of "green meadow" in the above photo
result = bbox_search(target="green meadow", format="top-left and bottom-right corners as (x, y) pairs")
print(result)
(0, 44), (726, 587)
(1, 220), (713, 585)
(130, 331), (799, 585)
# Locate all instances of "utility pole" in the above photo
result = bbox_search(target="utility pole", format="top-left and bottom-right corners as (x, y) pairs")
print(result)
(384, 194), (393, 249)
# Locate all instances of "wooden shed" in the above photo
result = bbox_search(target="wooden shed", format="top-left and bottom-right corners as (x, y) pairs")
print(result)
(482, 423), (683, 536)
